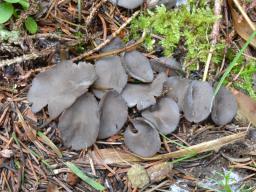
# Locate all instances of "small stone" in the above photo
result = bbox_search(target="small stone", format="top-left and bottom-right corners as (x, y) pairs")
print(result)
(127, 164), (150, 188)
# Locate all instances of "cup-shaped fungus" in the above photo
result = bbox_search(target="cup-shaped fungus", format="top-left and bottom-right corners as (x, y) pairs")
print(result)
(122, 51), (154, 83)
(108, 0), (144, 9)
(99, 37), (124, 53)
(124, 118), (161, 157)
(93, 56), (127, 98)
(150, 57), (181, 74)
(28, 61), (97, 118)
(165, 77), (191, 111)
(211, 87), (237, 125)
(142, 97), (180, 134)
(122, 73), (167, 110)
(58, 93), (100, 150)
(183, 80), (214, 123)
(98, 91), (128, 139)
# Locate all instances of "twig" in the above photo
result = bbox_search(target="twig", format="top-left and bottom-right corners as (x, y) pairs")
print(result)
(85, 0), (107, 26)
(72, 10), (140, 62)
(0, 48), (54, 68)
(13, 0), (38, 30)
(202, 0), (222, 81)
(90, 132), (246, 165)
(86, 30), (146, 60)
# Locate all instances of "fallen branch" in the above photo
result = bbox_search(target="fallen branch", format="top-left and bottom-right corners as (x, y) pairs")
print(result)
(88, 132), (246, 165)
(85, 0), (107, 26)
(202, 0), (222, 81)
(86, 30), (146, 60)
(0, 48), (54, 68)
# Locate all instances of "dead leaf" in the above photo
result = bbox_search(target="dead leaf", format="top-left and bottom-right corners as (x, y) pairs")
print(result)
(147, 162), (173, 182)
(231, 89), (256, 126)
(228, 0), (256, 47)
(66, 172), (80, 186)
(23, 107), (37, 122)
(47, 182), (60, 192)
(127, 164), (150, 188)
(28, 60), (96, 118)
(58, 93), (100, 150)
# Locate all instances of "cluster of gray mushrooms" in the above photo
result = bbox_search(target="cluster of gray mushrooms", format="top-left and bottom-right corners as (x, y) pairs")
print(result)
(27, 36), (237, 157)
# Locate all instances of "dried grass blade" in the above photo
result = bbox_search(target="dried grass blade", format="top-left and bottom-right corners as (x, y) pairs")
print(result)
(37, 131), (62, 158)
(90, 132), (246, 165)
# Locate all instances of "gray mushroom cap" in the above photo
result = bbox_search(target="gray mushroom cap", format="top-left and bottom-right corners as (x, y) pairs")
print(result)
(122, 73), (167, 110)
(93, 56), (128, 98)
(28, 60), (97, 118)
(122, 51), (154, 82)
(122, 84), (155, 110)
(124, 118), (161, 157)
(150, 57), (181, 73)
(165, 77), (191, 111)
(58, 93), (100, 150)
(99, 37), (124, 53)
(98, 91), (128, 139)
(108, 0), (144, 9)
(147, 0), (177, 8)
(142, 97), (180, 134)
(183, 80), (214, 123)
(211, 87), (237, 125)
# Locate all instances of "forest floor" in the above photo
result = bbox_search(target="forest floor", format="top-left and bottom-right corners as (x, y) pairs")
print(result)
(0, 0), (256, 191)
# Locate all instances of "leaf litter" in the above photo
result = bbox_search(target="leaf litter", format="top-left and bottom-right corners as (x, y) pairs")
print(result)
(1, 0), (256, 191)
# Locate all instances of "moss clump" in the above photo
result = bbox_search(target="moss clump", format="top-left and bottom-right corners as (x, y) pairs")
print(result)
(233, 59), (256, 99)
(130, 2), (225, 71)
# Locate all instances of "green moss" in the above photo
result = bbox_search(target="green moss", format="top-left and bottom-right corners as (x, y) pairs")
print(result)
(233, 59), (256, 99)
(130, 2), (225, 71)
(224, 48), (256, 99)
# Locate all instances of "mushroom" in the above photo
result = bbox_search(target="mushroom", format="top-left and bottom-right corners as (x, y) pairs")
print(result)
(121, 84), (154, 110)
(124, 118), (161, 157)
(149, 72), (168, 96)
(150, 57), (181, 74)
(142, 97), (180, 134)
(28, 60), (97, 118)
(108, 0), (144, 9)
(147, 0), (177, 8)
(122, 73), (167, 110)
(211, 87), (237, 125)
(183, 80), (214, 123)
(58, 93), (100, 150)
(164, 77), (191, 111)
(93, 56), (127, 98)
(99, 37), (124, 53)
(122, 51), (154, 83)
(98, 90), (128, 139)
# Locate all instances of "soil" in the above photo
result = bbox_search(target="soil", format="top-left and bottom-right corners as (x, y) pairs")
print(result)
(0, 0), (255, 192)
